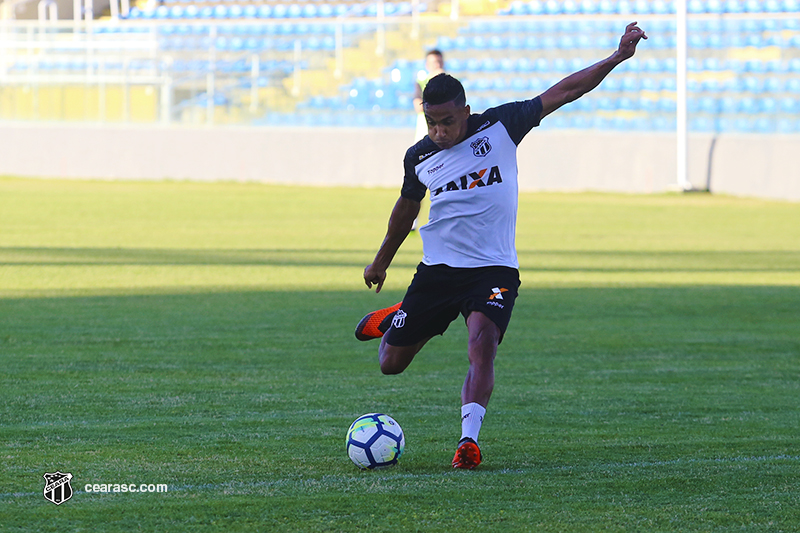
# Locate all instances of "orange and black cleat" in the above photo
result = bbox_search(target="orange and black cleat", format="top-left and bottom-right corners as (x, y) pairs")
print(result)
(452, 437), (482, 469)
(354, 302), (403, 341)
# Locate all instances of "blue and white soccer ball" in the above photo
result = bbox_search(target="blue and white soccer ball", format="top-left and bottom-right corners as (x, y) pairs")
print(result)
(346, 413), (405, 469)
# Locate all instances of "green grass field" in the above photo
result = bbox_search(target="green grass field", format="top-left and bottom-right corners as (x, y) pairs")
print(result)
(1, 177), (799, 532)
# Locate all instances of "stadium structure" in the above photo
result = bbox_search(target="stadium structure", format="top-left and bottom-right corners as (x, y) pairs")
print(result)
(0, 0), (798, 200)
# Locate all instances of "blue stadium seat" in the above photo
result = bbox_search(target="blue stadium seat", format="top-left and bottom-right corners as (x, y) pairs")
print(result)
(688, 0), (704, 13)
(511, 77), (529, 91)
(690, 116), (715, 132)
(701, 79), (723, 92)
(725, 0), (744, 12)
(744, 60), (765, 74)
(640, 77), (659, 91)
(563, 0), (580, 13)
(764, 77), (783, 92)
(523, 36), (540, 50)
(499, 58), (515, 73)
(638, 96), (657, 111)
(777, 118), (799, 133)
(527, 1), (545, 15)
(706, 33), (725, 49)
(544, 0), (562, 14)
(516, 57), (533, 72)
(744, 0), (762, 11)
(616, 96), (635, 110)
(481, 58), (497, 71)
(755, 117), (775, 133)
(652, 0), (672, 13)
(507, 36), (525, 50)
(602, 77), (621, 91)
(489, 35), (506, 50)
(597, 0), (615, 14)
(492, 78), (508, 91)
(739, 97), (758, 114)
(579, 0), (598, 13)
(621, 76), (639, 91)
(658, 98), (677, 112)
(652, 116), (674, 131)
(616, 0), (633, 13)
(761, 97), (778, 113)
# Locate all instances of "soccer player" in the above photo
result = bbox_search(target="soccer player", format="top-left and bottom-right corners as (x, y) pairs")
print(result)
(356, 22), (647, 469)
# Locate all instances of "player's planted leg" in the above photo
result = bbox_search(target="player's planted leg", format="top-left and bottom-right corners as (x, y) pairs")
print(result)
(452, 311), (500, 469)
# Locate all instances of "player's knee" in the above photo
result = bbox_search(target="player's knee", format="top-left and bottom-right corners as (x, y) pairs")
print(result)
(379, 348), (408, 375)
(468, 323), (501, 350)
(380, 361), (403, 375)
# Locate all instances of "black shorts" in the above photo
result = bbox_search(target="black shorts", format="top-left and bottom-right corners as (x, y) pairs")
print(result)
(384, 263), (521, 347)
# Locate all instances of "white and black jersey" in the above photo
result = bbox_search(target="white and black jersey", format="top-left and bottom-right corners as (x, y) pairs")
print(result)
(401, 97), (543, 269)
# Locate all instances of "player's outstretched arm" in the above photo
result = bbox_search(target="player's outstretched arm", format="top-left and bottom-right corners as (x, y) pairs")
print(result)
(539, 22), (647, 119)
(363, 196), (420, 293)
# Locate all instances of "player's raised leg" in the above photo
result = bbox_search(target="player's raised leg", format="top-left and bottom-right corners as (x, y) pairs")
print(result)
(378, 334), (431, 375)
(354, 301), (403, 341)
(453, 311), (500, 469)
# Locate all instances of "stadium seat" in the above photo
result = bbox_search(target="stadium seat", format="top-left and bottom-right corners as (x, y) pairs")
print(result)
(616, 0), (633, 13)
(725, 0), (744, 12)
(597, 0), (615, 13)
(544, 0), (562, 14)
(527, 1), (545, 15)
(688, 0), (704, 13)
(777, 118), (799, 133)
(784, 0), (800, 11)
(579, 0), (598, 13)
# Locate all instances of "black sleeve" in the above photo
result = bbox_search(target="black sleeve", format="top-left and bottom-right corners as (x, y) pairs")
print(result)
(400, 146), (427, 202)
(484, 96), (543, 146)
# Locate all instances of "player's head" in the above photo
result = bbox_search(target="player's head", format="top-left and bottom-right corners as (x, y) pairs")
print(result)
(425, 49), (445, 74)
(422, 73), (470, 150)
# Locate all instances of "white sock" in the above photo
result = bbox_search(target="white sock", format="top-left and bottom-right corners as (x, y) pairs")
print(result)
(460, 403), (486, 443)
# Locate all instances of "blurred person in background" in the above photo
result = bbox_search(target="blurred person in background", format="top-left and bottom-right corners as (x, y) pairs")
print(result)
(411, 49), (445, 230)
(414, 49), (446, 142)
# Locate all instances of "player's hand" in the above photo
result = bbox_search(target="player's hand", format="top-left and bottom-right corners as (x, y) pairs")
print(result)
(616, 22), (647, 61)
(363, 264), (387, 293)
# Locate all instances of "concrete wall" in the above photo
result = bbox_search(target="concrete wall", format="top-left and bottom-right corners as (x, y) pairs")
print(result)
(0, 123), (797, 201)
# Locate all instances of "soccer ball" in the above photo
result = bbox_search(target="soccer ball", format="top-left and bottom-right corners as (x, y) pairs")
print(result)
(346, 413), (405, 469)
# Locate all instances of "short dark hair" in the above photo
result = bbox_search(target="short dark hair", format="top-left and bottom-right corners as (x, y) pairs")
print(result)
(426, 49), (443, 58)
(422, 73), (466, 107)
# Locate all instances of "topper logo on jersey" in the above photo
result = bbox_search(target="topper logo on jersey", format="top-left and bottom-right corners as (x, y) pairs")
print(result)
(431, 166), (503, 197)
